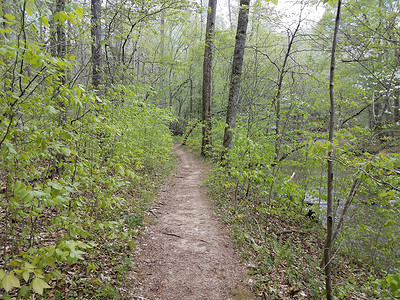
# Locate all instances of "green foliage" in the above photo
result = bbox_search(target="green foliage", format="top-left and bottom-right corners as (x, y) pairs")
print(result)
(205, 101), (399, 298)
(379, 273), (400, 298)
(323, 0), (338, 7)
(0, 2), (175, 298)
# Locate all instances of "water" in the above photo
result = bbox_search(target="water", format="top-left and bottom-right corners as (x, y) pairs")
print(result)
(303, 188), (400, 272)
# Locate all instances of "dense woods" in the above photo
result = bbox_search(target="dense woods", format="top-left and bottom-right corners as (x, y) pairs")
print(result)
(1, 0), (400, 298)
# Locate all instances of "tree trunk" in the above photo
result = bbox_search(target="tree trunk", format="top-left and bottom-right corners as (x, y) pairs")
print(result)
(201, 0), (217, 157)
(91, 0), (103, 91)
(160, 15), (166, 108)
(221, 0), (251, 159)
(56, 0), (66, 83)
(199, 0), (204, 41)
(273, 17), (301, 160)
(394, 47), (400, 124)
(324, 1), (342, 299)
(227, 0), (233, 37)
(189, 73), (193, 117)
(54, 0), (67, 125)
(169, 68), (173, 107)
(394, 87), (400, 124)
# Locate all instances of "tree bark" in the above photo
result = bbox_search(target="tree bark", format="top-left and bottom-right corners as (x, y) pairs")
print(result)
(55, 0), (66, 84)
(201, 0), (217, 157)
(324, 1), (342, 299)
(160, 15), (166, 108)
(91, 0), (103, 91)
(53, 0), (67, 126)
(189, 73), (193, 117)
(221, 0), (251, 159)
(394, 47), (400, 124)
(227, 0), (233, 37)
(394, 86), (400, 124)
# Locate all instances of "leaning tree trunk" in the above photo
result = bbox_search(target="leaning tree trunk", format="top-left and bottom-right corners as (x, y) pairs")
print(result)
(201, 0), (217, 157)
(91, 0), (103, 91)
(324, 1), (342, 299)
(221, 0), (251, 160)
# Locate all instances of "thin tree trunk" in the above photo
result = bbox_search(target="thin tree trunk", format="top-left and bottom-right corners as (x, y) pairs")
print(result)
(228, 0), (233, 37)
(201, 0), (217, 156)
(221, 0), (251, 159)
(160, 15), (166, 108)
(54, 0), (67, 125)
(273, 18), (301, 159)
(91, 0), (103, 91)
(324, 1), (342, 299)
(394, 87), (399, 123)
(394, 47), (400, 124)
(56, 0), (66, 82)
(169, 68), (173, 107)
(189, 73), (193, 117)
(199, 0), (204, 41)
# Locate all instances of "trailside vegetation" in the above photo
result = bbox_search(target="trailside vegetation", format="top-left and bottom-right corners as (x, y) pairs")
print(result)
(0, 1), (175, 298)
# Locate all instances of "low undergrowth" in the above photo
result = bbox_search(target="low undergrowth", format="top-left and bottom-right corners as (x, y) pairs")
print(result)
(206, 168), (390, 299)
(0, 76), (176, 298)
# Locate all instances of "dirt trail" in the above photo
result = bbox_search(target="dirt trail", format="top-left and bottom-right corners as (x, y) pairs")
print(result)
(132, 144), (254, 300)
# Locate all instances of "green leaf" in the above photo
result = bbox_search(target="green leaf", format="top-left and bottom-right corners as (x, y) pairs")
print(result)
(25, 8), (33, 16)
(116, 165), (125, 176)
(31, 278), (50, 295)
(6, 142), (17, 154)
(62, 148), (71, 156)
(75, 7), (84, 19)
(21, 262), (35, 282)
(44, 257), (56, 267)
(18, 285), (30, 297)
(327, 142), (333, 152)
(30, 23), (38, 33)
(33, 269), (43, 278)
(40, 16), (49, 27)
(49, 182), (62, 190)
(384, 220), (394, 227)
(22, 270), (30, 282)
(4, 14), (15, 20)
(47, 105), (57, 114)
(13, 181), (23, 192)
(0, 270), (6, 280)
(69, 249), (84, 260)
(323, 0), (336, 7)
(1, 271), (20, 292)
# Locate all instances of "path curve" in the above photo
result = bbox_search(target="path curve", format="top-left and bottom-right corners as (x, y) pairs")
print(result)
(132, 144), (253, 299)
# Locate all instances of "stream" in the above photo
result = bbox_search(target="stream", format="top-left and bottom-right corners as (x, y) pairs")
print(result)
(304, 188), (399, 272)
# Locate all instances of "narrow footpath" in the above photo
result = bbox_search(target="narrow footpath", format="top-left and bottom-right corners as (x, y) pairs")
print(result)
(132, 144), (254, 299)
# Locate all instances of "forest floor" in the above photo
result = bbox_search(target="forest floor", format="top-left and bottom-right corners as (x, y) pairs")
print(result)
(129, 143), (256, 300)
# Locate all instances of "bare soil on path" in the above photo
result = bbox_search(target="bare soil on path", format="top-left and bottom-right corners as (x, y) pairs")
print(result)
(132, 144), (254, 300)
